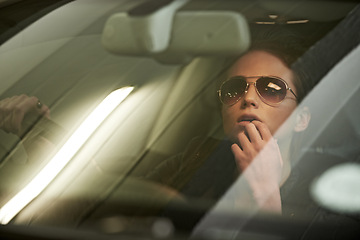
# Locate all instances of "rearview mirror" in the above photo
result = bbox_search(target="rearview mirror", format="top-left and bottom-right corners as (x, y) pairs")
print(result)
(102, 4), (250, 64)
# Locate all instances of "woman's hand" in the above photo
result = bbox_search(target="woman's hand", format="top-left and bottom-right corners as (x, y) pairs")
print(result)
(0, 95), (50, 137)
(231, 120), (283, 213)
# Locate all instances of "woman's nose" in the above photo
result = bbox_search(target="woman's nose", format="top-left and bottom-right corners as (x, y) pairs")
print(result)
(241, 83), (259, 108)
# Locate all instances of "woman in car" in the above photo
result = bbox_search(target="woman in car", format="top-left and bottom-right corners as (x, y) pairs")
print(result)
(145, 30), (313, 215)
(0, 30), (312, 215)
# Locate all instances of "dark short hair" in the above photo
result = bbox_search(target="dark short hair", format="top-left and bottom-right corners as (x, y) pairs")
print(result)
(249, 27), (311, 103)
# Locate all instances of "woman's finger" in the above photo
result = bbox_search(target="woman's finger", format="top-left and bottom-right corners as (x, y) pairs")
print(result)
(41, 105), (51, 118)
(231, 143), (249, 170)
(244, 122), (262, 144)
(251, 120), (272, 142)
(12, 109), (25, 134)
(11, 96), (36, 132)
(238, 131), (251, 151)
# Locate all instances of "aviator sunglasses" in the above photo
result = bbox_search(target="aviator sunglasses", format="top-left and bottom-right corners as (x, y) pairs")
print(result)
(218, 76), (297, 106)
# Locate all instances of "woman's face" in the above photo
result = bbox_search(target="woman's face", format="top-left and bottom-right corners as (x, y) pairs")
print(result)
(222, 50), (298, 142)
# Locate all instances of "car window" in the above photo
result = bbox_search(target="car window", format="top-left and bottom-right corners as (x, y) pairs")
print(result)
(0, 1), (359, 239)
(0, 0), (74, 45)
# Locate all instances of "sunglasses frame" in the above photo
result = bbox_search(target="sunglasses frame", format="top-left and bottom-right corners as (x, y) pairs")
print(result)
(218, 75), (298, 106)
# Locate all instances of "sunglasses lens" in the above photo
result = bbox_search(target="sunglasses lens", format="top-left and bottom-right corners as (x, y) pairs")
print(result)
(256, 77), (287, 104)
(220, 77), (247, 105)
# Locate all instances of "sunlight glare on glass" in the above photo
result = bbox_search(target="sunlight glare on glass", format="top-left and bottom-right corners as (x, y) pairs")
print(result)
(0, 86), (134, 225)
(267, 82), (281, 90)
(287, 19), (309, 24)
(311, 163), (360, 213)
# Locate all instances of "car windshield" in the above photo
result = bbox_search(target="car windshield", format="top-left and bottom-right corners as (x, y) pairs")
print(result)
(0, 0), (359, 239)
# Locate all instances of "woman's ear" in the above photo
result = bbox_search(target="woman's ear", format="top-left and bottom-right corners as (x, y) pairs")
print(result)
(294, 106), (311, 132)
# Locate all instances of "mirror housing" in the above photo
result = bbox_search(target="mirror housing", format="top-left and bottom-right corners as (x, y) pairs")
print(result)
(102, 5), (250, 64)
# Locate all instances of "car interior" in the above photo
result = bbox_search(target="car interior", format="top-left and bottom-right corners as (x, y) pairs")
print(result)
(0, 0), (359, 239)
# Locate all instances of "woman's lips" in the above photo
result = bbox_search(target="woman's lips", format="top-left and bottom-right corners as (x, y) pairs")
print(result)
(237, 114), (261, 126)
